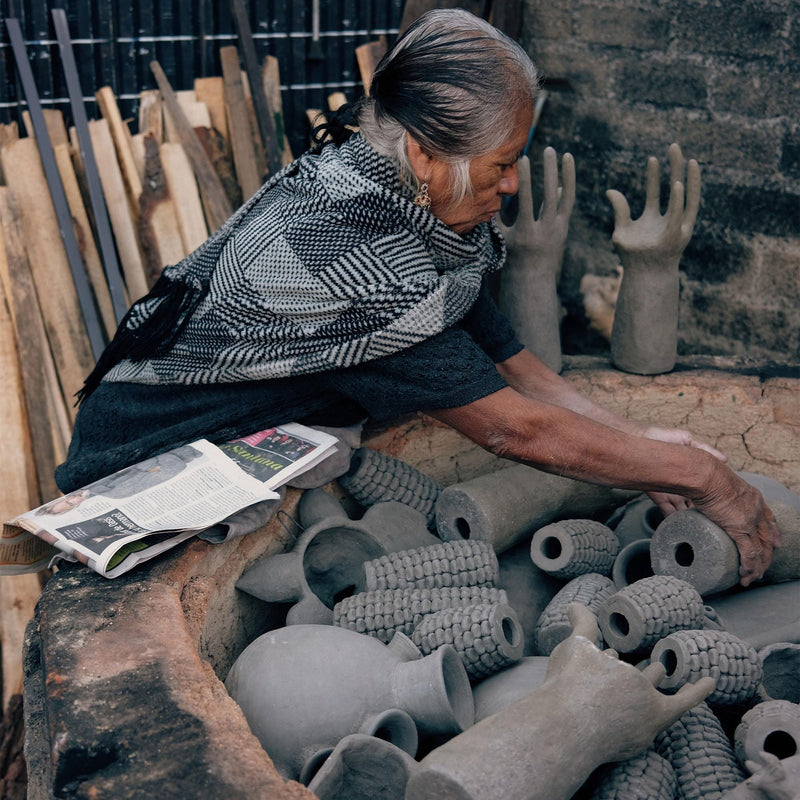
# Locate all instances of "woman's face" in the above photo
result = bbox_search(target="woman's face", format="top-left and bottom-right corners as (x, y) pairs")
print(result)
(427, 103), (533, 235)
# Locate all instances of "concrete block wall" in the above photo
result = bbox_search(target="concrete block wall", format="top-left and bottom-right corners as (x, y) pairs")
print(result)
(521, 0), (800, 362)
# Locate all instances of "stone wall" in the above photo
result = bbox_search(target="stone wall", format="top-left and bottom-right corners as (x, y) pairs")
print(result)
(520, 0), (800, 362)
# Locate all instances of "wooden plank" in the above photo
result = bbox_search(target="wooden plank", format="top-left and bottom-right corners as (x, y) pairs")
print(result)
(150, 60), (233, 234)
(0, 122), (19, 149)
(88, 119), (150, 302)
(0, 265), (45, 710)
(230, 0), (283, 178)
(53, 8), (129, 326)
(1, 139), (96, 417)
(220, 46), (262, 201)
(241, 71), (267, 182)
(0, 575), (42, 707)
(22, 108), (69, 146)
(193, 126), (242, 211)
(328, 91), (348, 111)
(164, 90), (212, 142)
(262, 55), (293, 165)
(139, 89), (164, 141)
(0, 186), (64, 501)
(355, 37), (387, 95)
(0, 124), (19, 185)
(6, 17), (106, 361)
(160, 141), (209, 254)
(95, 85), (143, 217)
(53, 143), (117, 341)
(194, 76), (228, 144)
(0, 231), (38, 512)
(130, 132), (146, 181)
(138, 134), (187, 283)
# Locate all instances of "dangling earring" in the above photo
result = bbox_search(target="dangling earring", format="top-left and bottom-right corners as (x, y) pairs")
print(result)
(414, 181), (432, 210)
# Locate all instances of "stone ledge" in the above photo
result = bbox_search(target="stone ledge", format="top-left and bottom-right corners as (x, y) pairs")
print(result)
(24, 356), (800, 798)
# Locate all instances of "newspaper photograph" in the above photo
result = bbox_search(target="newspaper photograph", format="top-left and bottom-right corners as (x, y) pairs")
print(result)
(2, 423), (338, 579)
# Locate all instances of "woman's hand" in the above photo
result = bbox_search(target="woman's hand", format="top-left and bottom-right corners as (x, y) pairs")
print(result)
(689, 465), (782, 586)
(639, 424), (728, 515)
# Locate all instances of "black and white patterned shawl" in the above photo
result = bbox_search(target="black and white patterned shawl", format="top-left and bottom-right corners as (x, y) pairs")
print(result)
(98, 133), (506, 388)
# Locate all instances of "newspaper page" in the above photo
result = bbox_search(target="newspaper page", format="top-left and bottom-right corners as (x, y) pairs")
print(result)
(2, 423), (339, 579)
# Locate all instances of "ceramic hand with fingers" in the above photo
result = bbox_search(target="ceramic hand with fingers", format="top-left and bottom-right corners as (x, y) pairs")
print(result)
(607, 143), (700, 374)
(544, 603), (716, 762)
(497, 147), (575, 373)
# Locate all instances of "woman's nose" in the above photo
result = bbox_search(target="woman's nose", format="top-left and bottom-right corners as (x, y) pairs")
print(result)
(498, 164), (519, 196)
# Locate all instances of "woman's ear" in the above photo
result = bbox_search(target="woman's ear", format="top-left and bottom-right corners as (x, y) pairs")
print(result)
(406, 132), (432, 182)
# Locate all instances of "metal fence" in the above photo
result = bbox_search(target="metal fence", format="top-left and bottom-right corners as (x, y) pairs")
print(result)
(0, 0), (405, 156)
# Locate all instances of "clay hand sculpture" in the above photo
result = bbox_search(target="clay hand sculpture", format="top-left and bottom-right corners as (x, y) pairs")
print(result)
(606, 143), (700, 375)
(497, 147), (575, 374)
(405, 603), (715, 800)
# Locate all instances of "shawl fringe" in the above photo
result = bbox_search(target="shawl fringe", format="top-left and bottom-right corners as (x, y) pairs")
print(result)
(76, 272), (208, 404)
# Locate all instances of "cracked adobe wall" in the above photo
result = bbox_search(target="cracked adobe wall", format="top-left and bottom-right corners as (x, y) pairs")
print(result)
(521, 0), (800, 362)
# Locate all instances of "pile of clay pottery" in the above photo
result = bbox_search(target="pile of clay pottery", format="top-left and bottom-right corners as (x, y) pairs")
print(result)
(227, 452), (800, 800)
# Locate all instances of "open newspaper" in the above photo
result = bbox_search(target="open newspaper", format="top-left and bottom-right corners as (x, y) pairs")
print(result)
(2, 423), (338, 579)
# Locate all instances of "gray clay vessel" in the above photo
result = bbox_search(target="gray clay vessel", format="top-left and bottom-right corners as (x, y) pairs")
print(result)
(435, 464), (636, 554)
(471, 656), (549, 722)
(611, 538), (654, 588)
(650, 501), (800, 596)
(235, 488), (438, 624)
(734, 700), (800, 766)
(757, 641), (800, 703)
(306, 733), (418, 799)
(225, 624), (473, 781)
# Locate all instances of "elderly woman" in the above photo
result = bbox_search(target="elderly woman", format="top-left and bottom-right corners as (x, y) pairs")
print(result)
(57, 9), (778, 585)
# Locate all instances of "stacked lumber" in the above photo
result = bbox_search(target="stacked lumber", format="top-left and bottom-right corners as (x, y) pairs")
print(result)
(0, 47), (318, 721)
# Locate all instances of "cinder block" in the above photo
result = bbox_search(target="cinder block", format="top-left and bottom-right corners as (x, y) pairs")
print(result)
(613, 56), (709, 108)
(712, 67), (800, 119)
(523, 0), (573, 40)
(780, 126), (800, 179)
(574, 4), (670, 50)
(673, 3), (789, 60)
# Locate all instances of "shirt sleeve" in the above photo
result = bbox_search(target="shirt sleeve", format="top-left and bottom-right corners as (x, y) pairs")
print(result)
(458, 277), (524, 364)
(327, 322), (511, 421)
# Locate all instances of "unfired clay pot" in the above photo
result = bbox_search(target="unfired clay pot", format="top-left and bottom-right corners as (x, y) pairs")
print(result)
(471, 656), (549, 722)
(235, 489), (438, 623)
(758, 642), (800, 703)
(306, 733), (418, 800)
(225, 624), (473, 781)
(734, 700), (800, 766)
(650, 501), (800, 596)
(435, 464), (636, 554)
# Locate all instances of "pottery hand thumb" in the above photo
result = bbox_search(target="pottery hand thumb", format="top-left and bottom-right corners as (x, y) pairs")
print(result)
(605, 189), (631, 228)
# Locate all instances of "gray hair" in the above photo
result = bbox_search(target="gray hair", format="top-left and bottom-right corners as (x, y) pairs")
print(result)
(358, 9), (539, 205)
